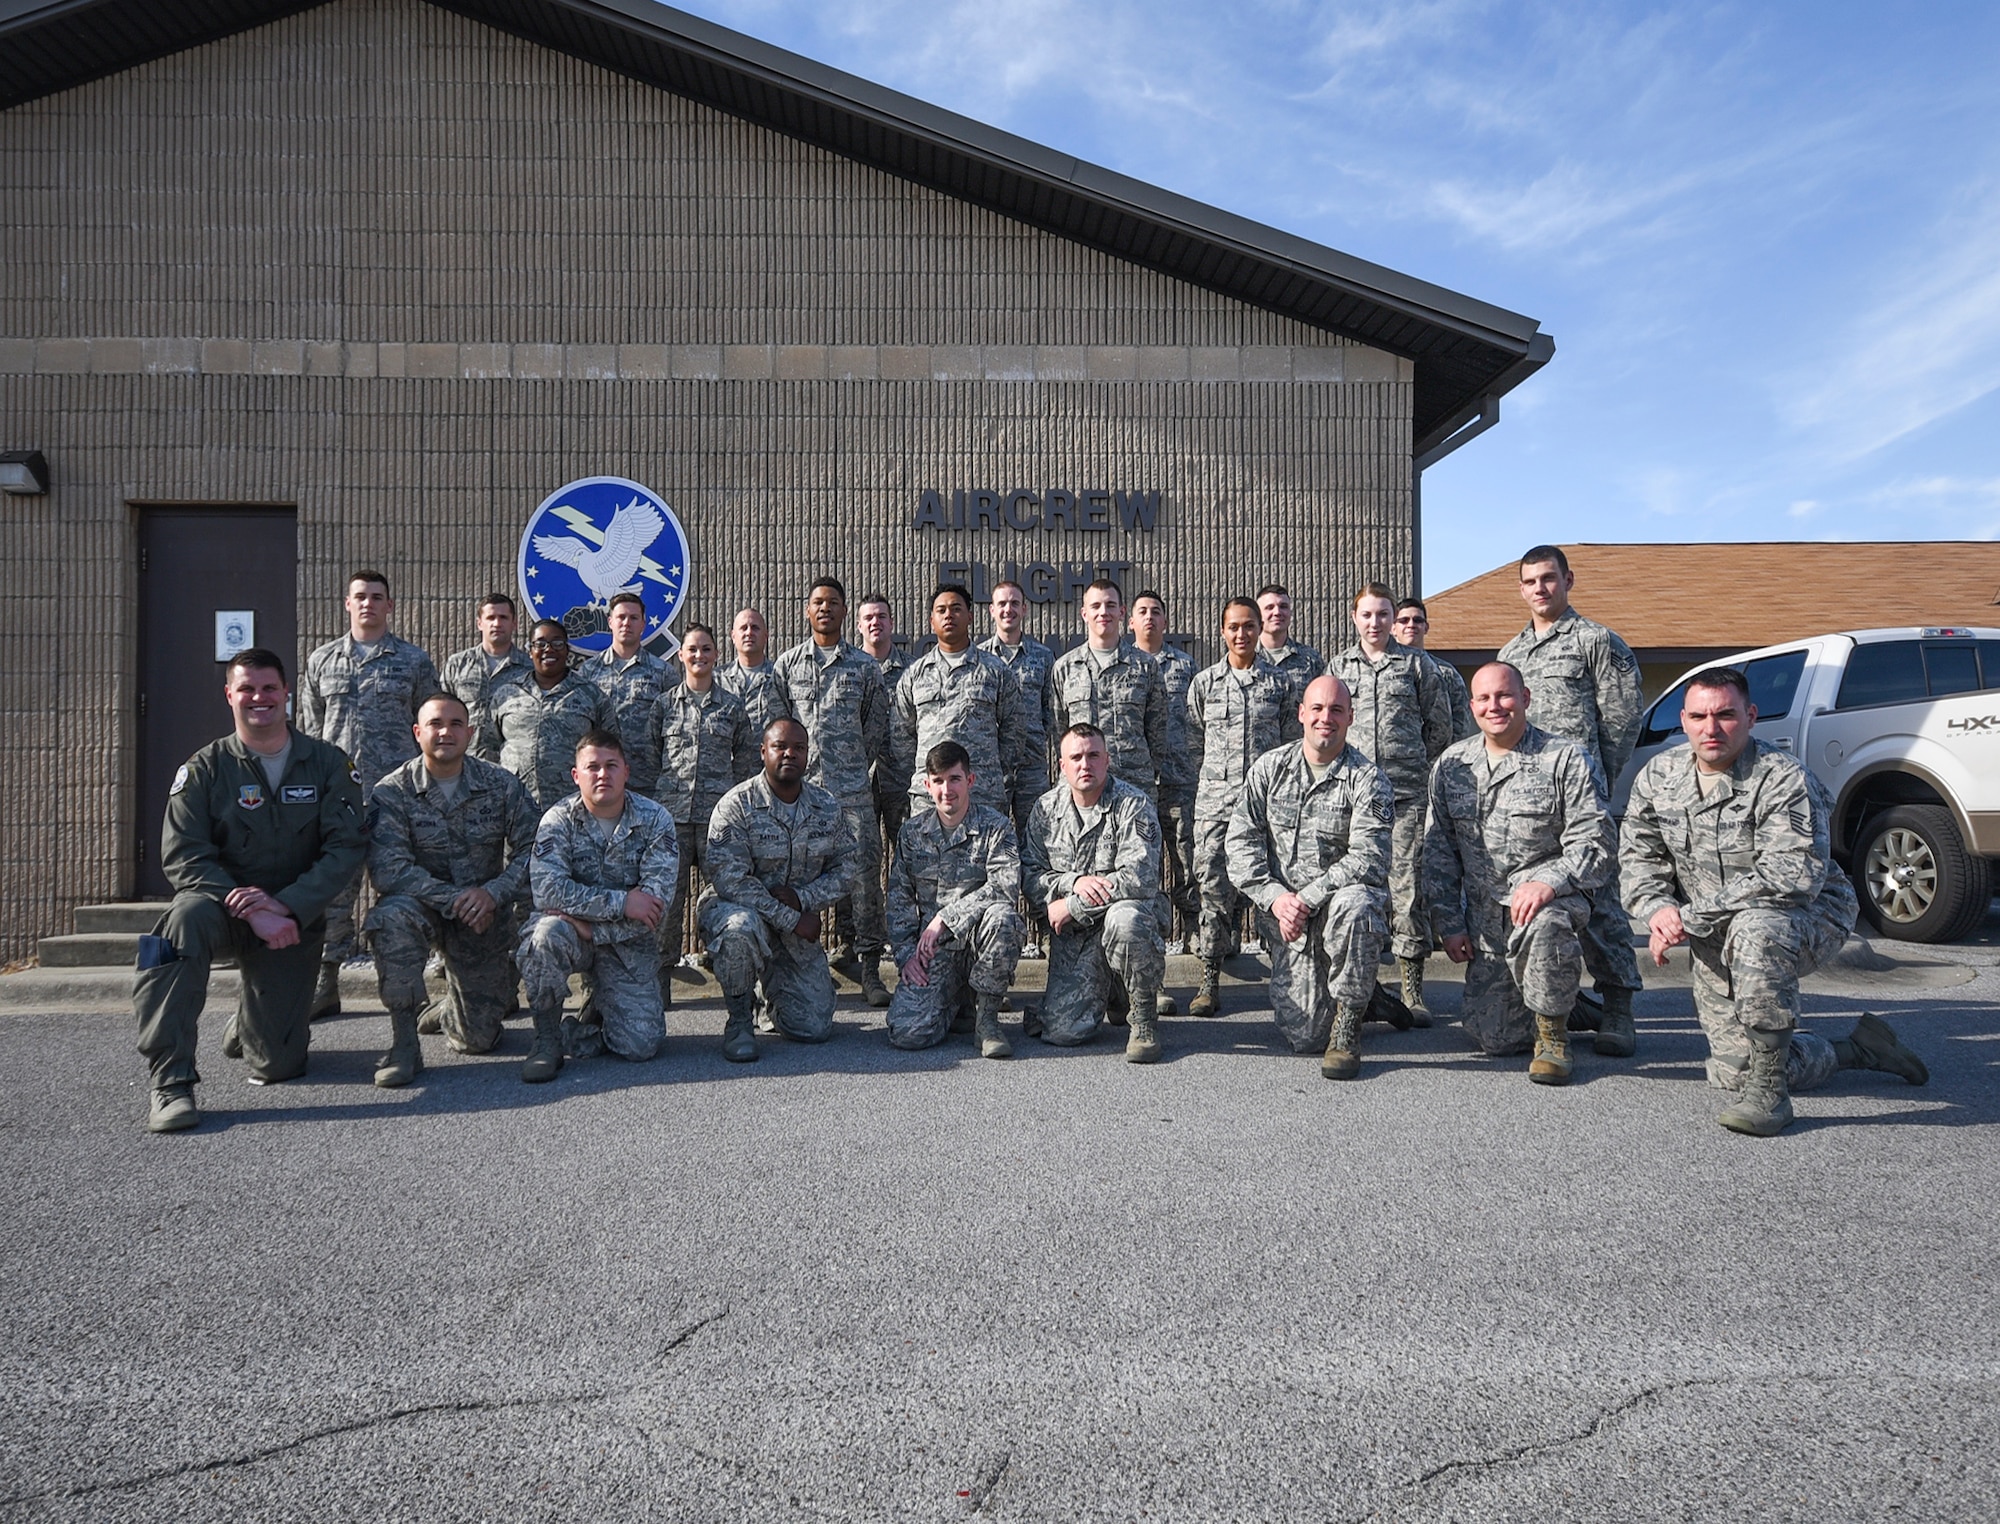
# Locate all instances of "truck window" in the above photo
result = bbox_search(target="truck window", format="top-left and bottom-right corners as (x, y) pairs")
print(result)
(1980, 641), (2000, 690)
(1924, 644), (1980, 697)
(1638, 684), (1686, 746)
(1744, 649), (1808, 721)
(1836, 641), (1926, 710)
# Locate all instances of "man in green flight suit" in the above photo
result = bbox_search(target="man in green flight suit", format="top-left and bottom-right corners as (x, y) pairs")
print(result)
(132, 647), (367, 1132)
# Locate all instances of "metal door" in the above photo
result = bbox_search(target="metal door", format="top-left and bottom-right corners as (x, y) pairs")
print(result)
(135, 506), (298, 896)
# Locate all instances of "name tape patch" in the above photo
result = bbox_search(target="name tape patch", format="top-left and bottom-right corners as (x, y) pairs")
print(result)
(281, 785), (319, 804)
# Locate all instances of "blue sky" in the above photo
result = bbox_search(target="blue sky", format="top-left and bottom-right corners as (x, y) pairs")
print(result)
(668, 0), (2000, 593)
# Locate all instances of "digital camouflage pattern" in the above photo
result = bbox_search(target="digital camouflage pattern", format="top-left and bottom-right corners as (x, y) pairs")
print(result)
(1151, 641), (1201, 921)
(576, 649), (684, 796)
(891, 645), (1036, 815)
(774, 639), (893, 960)
(1498, 606), (1646, 995)
(884, 803), (1024, 1049)
(297, 632), (441, 798)
(364, 754), (540, 1054)
(1254, 639), (1324, 709)
(1328, 643), (1455, 961)
(1620, 738), (1858, 1088)
(1433, 659), (1477, 742)
(489, 672), (620, 809)
(519, 791), (680, 1062)
(296, 630), (442, 963)
(1186, 661), (1307, 956)
(699, 773), (858, 1042)
(977, 634), (1055, 813)
(1224, 742), (1392, 1049)
(440, 644), (534, 762)
(871, 647), (913, 843)
(1022, 777), (1165, 1045)
(1044, 639), (1171, 798)
(719, 660), (787, 736)
(1422, 725), (1615, 1054)
(648, 682), (760, 827)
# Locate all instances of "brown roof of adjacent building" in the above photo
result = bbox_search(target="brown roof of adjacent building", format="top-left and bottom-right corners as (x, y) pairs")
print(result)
(1425, 542), (2000, 654)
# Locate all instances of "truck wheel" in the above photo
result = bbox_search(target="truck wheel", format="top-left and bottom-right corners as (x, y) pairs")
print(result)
(1851, 804), (1993, 943)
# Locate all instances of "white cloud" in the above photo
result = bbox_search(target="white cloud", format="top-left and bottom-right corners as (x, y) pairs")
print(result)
(1782, 181), (2000, 461)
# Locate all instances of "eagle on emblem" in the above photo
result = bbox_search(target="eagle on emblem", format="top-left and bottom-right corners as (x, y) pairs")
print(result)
(531, 497), (665, 610)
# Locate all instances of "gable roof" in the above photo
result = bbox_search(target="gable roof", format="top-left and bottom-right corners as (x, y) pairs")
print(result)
(0, 0), (1551, 450)
(1423, 542), (2000, 656)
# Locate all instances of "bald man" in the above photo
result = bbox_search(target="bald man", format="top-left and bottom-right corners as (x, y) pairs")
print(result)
(1422, 662), (1614, 1085)
(1224, 675), (1393, 1078)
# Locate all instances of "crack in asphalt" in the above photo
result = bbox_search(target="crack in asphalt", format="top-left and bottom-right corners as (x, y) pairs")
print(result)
(966, 1448), (1012, 1513)
(1394, 1376), (1726, 1498)
(0, 1304), (732, 1507)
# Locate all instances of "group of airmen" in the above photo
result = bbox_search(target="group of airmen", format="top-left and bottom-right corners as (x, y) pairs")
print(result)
(133, 546), (1929, 1139)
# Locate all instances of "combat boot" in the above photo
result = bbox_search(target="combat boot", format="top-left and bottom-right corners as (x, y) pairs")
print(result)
(308, 961), (341, 1022)
(1836, 1012), (1929, 1085)
(1321, 1000), (1363, 1080)
(1155, 990), (1178, 1017)
(1399, 956), (1433, 1028)
(721, 990), (759, 1063)
(1594, 987), (1636, 1057)
(1188, 959), (1223, 1018)
(1717, 1027), (1793, 1136)
(373, 1003), (424, 1089)
(1107, 984), (1129, 1028)
(147, 1086), (199, 1133)
(416, 1000), (443, 1035)
(221, 1008), (243, 1059)
(859, 961), (890, 1010)
(520, 1004), (565, 1084)
(1124, 1003), (1163, 1064)
(974, 992), (1013, 1059)
(1528, 1013), (1572, 1086)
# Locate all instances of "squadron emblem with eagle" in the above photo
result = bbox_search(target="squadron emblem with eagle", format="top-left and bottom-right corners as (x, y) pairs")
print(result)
(516, 476), (693, 655)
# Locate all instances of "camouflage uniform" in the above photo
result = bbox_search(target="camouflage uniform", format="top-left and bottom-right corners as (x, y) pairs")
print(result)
(1255, 639), (1325, 709)
(1021, 778), (1165, 1045)
(719, 659), (787, 736)
(1432, 659), (1477, 742)
(1044, 638), (1170, 799)
(891, 645), (1035, 817)
(1186, 660), (1300, 958)
(1422, 725), (1616, 1054)
(884, 805), (1024, 1049)
(1620, 741), (1858, 1092)
(296, 631), (441, 964)
(1498, 609), (1645, 994)
(649, 683), (760, 968)
(134, 730), (365, 1091)
(364, 755), (539, 1053)
(489, 672), (620, 809)
(774, 640), (892, 963)
(576, 648), (683, 796)
(976, 634), (1055, 840)
(1151, 642), (1200, 927)
(698, 773), (859, 1042)
(870, 647), (912, 851)
(1328, 643), (1454, 961)
(519, 792), (680, 1061)
(1224, 743), (1393, 1052)
(441, 644), (533, 762)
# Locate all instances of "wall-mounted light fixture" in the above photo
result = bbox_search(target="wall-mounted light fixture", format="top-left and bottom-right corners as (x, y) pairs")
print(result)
(0, 451), (49, 495)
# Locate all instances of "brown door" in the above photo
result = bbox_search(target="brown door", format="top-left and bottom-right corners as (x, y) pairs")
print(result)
(135, 506), (298, 897)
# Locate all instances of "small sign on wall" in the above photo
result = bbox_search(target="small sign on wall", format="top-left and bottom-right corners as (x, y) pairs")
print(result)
(215, 611), (255, 662)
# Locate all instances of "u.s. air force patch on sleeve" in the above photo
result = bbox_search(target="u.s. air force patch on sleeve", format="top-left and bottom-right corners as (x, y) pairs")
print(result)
(169, 765), (190, 796)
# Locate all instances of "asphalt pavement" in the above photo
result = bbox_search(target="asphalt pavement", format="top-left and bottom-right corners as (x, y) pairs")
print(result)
(1, 920), (1995, 1522)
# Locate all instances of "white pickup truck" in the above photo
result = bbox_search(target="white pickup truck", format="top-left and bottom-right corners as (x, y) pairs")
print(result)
(1611, 626), (2000, 943)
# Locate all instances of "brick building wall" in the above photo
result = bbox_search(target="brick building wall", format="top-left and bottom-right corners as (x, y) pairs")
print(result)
(0, 0), (1413, 954)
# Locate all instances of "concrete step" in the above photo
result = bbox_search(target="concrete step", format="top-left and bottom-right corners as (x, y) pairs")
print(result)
(75, 903), (171, 934)
(37, 933), (146, 968)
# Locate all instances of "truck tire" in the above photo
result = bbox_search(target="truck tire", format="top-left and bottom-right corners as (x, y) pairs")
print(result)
(1851, 803), (1993, 943)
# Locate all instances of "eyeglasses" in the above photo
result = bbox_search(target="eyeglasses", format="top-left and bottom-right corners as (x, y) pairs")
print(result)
(529, 638), (568, 651)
